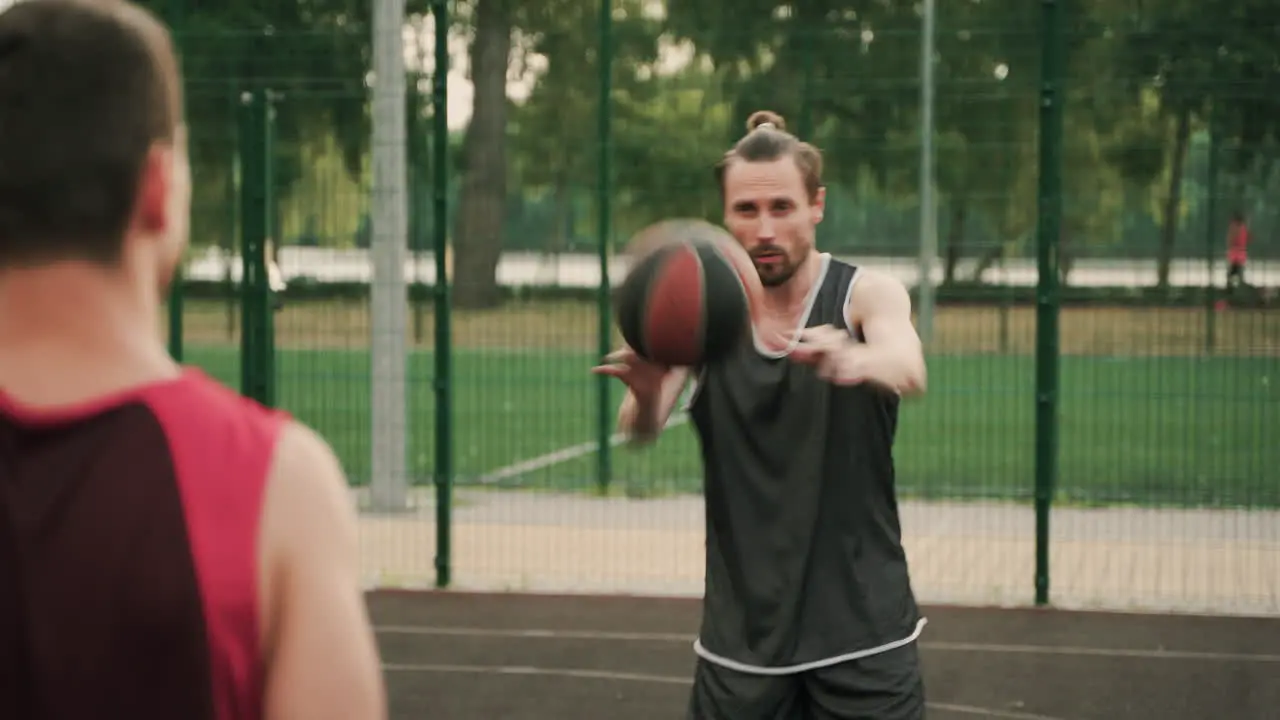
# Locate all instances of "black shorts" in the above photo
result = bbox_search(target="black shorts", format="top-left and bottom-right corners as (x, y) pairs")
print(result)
(687, 642), (926, 720)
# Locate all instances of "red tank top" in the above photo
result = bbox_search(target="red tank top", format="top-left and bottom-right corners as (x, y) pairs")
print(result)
(0, 369), (287, 720)
(1228, 225), (1249, 264)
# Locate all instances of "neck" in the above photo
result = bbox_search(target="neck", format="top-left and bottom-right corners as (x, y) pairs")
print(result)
(759, 250), (823, 318)
(0, 263), (178, 406)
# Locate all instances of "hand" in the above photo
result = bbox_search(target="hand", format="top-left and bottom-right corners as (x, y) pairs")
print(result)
(787, 324), (865, 385)
(591, 346), (669, 402)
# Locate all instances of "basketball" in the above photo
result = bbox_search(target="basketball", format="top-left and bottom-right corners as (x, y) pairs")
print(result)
(614, 219), (760, 367)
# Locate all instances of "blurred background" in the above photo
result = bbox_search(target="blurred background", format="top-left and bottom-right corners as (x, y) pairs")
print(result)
(10, 0), (1277, 612)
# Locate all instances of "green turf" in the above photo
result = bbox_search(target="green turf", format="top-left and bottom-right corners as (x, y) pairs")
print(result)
(187, 346), (1280, 508)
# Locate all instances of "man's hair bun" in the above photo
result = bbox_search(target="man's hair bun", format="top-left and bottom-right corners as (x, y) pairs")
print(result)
(746, 110), (786, 133)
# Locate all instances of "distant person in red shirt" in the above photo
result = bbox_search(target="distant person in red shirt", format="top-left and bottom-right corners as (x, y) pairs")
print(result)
(0, 2), (386, 719)
(1226, 211), (1250, 294)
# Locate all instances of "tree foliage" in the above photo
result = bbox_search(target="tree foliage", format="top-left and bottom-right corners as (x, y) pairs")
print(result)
(158, 0), (1280, 290)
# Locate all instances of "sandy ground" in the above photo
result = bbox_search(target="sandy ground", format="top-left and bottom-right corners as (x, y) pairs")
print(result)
(354, 488), (1280, 616)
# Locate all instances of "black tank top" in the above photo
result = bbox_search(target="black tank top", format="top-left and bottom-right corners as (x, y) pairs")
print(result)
(688, 254), (922, 670)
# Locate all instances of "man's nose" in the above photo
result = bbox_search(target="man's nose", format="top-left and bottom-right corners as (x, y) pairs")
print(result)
(756, 216), (777, 243)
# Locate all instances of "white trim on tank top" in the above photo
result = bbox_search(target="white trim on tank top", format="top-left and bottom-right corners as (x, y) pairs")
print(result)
(692, 616), (928, 676)
(842, 265), (862, 336)
(752, 253), (832, 358)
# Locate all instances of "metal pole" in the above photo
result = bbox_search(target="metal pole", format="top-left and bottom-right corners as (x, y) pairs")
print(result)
(1034, 0), (1066, 607)
(262, 94), (277, 408)
(917, 0), (937, 345)
(166, 0), (186, 362)
(238, 89), (269, 405)
(431, 0), (453, 588)
(797, 12), (815, 139)
(1203, 92), (1220, 353)
(370, 0), (409, 511)
(595, 0), (614, 495)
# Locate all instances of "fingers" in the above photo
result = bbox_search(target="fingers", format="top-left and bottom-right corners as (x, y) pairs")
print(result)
(593, 345), (668, 383)
(600, 346), (670, 373)
(590, 364), (629, 377)
(602, 347), (638, 365)
(797, 324), (847, 348)
(788, 324), (846, 363)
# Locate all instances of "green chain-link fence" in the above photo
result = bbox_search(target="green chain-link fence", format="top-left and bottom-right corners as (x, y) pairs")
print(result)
(105, 0), (1280, 611)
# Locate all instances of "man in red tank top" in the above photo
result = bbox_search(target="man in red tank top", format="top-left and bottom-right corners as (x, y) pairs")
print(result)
(1226, 211), (1250, 295)
(0, 2), (386, 719)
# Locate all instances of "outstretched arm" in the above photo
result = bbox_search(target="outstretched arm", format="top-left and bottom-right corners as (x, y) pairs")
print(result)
(846, 269), (927, 396)
(790, 269), (927, 397)
(614, 364), (691, 445)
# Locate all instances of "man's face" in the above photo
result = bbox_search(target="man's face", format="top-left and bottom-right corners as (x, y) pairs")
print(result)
(722, 157), (825, 287)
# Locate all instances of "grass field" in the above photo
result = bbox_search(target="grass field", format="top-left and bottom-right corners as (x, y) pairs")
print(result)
(176, 299), (1280, 508)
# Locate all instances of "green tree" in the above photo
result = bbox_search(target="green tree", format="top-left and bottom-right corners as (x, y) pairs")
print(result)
(150, 0), (370, 248)
(511, 0), (734, 244)
(1104, 0), (1280, 284)
(663, 0), (1047, 276)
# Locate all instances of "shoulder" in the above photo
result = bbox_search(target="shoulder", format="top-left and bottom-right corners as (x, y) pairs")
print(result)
(257, 419), (358, 644)
(137, 369), (289, 504)
(845, 267), (912, 325)
(144, 368), (290, 440)
(263, 421), (354, 560)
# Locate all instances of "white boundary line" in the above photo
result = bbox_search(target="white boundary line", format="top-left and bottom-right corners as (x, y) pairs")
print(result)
(378, 625), (691, 642)
(476, 411), (690, 485)
(382, 662), (689, 685)
(379, 662), (1069, 720)
(374, 625), (1280, 663)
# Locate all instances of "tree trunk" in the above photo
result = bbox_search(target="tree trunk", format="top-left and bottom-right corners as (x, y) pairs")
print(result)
(943, 198), (968, 285)
(550, 178), (570, 256)
(969, 242), (1004, 282)
(453, 0), (512, 309)
(1058, 223), (1074, 285)
(1157, 108), (1192, 289)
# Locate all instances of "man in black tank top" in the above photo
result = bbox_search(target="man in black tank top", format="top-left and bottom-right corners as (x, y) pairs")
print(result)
(596, 111), (929, 719)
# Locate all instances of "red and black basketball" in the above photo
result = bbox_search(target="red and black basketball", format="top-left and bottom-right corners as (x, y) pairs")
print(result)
(614, 220), (760, 367)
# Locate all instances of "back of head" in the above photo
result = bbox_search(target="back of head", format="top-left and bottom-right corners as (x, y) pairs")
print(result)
(0, 0), (182, 268)
(715, 110), (825, 202)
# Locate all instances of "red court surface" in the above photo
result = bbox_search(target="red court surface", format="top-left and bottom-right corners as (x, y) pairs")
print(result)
(369, 590), (1280, 719)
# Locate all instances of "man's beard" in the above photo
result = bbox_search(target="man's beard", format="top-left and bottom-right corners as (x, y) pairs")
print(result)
(752, 246), (807, 287)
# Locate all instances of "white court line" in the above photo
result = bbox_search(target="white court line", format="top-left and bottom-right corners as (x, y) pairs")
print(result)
(382, 661), (688, 685)
(926, 704), (1069, 720)
(477, 412), (690, 485)
(924, 641), (1280, 663)
(377, 625), (691, 642)
(380, 662), (1069, 720)
(374, 625), (1280, 663)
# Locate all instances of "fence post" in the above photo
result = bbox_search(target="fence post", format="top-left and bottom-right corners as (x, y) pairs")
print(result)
(225, 91), (239, 342)
(370, 0), (409, 512)
(1203, 96), (1220, 353)
(167, 0), (186, 362)
(238, 88), (274, 407)
(431, 0), (454, 589)
(1034, 0), (1066, 607)
(408, 78), (428, 343)
(263, 94), (277, 408)
(917, 0), (938, 346)
(595, 0), (615, 495)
